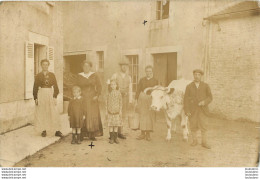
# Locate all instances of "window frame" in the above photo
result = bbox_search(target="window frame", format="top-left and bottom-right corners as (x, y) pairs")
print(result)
(96, 51), (104, 72)
(127, 55), (139, 93)
(156, 0), (170, 20)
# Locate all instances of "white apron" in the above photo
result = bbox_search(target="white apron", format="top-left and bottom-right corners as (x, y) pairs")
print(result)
(34, 88), (61, 136)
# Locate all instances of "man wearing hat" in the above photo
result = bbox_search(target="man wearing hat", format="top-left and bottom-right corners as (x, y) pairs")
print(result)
(184, 69), (213, 149)
(111, 58), (133, 139)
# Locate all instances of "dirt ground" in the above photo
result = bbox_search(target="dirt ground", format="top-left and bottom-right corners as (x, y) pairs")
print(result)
(15, 113), (259, 167)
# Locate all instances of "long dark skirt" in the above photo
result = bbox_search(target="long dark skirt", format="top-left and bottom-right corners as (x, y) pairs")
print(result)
(81, 98), (103, 137)
(137, 92), (156, 131)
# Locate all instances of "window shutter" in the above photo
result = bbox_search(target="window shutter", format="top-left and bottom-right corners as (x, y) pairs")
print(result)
(25, 41), (34, 99)
(47, 46), (54, 72)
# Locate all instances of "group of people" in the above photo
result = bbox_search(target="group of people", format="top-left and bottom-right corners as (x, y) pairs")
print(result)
(33, 58), (213, 149)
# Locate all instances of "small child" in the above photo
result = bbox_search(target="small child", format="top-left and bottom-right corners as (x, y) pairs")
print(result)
(106, 79), (123, 144)
(68, 86), (85, 144)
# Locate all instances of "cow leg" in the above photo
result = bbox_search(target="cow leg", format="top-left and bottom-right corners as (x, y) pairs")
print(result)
(181, 111), (189, 142)
(172, 117), (177, 133)
(166, 117), (172, 141)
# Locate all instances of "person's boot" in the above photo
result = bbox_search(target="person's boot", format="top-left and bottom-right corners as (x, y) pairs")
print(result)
(137, 131), (146, 140)
(190, 132), (198, 146)
(201, 131), (211, 149)
(146, 131), (151, 141)
(41, 130), (47, 137)
(109, 132), (114, 144)
(90, 132), (97, 141)
(71, 134), (76, 144)
(118, 127), (126, 139)
(76, 134), (81, 144)
(80, 133), (84, 141)
(114, 132), (119, 144)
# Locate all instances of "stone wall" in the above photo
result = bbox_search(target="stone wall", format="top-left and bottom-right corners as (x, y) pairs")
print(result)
(208, 15), (260, 122)
(0, 2), (64, 133)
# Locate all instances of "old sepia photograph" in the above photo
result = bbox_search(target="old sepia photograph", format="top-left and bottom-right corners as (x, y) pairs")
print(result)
(0, 0), (259, 170)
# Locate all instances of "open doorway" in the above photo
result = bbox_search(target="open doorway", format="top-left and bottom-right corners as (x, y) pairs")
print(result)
(153, 52), (177, 87)
(34, 44), (46, 76)
(153, 52), (177, 121)
(63, 54), (86, 101)
(64, 54), (86, 74)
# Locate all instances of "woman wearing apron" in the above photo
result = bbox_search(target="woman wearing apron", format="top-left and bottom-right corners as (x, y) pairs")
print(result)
(33, 59), (63, 137)
(135, 65), (158, 141)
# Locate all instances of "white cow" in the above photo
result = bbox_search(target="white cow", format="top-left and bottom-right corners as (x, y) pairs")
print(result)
(144, 79), (192, 141)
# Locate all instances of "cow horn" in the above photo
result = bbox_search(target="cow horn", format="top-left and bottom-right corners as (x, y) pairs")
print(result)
(144, 87), (154, 94)
(165, 87), (175, 94)
(144, 85), (160, 95)
(165, 87), (170, 93)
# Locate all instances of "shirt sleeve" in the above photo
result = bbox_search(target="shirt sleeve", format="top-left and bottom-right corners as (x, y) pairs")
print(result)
(184, 85), (191, 114)
(33, 75), (39, 100)
(204, 84), (213, 105)
(135, 78), (142, 100)
(105, 95), (108, 113)
(52, 73), (59, 98)
(68, 101), (72, 117)
(119, 92), (123, 112)
(95, 74), (102, 96)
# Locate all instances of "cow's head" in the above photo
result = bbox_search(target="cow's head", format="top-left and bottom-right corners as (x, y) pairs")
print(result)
(144, 86), (174, 111)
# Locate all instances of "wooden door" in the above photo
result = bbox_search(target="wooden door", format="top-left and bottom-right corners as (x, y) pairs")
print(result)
(166, 53), (177, 86)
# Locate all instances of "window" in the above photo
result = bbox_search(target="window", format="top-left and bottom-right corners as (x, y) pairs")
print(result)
(156, 0), (170, 20)
(34, 44), (43, 76)
(97, 51), (104, 71)
(127, 55), (139, 93)
(33, 44), (54, 76)
(25, 42), (54, 99)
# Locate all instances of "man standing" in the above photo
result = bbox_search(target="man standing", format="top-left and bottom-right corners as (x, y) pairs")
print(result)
(184, 69), (213, 149)
(111, 59), (133, 139)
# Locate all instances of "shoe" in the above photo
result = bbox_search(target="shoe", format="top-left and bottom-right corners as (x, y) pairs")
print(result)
(146, 132), (151, 141)
(191, 132), (198, 146)
(71, 134), (76, 144)
(55, 131), (64, 137)
(136, 134), (146, 140)
(89, 132), (96, 141)
(201, 132), (211, 149)
(118, 133), (126, 139)
(76, 134), (81, 144)
(80, 134), (84, 141)
(136, 131), (146, 140)
(90, 136), (97, 141)
(41, 130), (46, 137)
(109, 132), (114, 144)
(202, 143), (211, 149)
(114, 132), (119, 144)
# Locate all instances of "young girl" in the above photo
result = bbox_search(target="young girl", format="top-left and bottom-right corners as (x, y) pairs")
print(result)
(106, 79), (123, 144)
(68, 86), (85, 144)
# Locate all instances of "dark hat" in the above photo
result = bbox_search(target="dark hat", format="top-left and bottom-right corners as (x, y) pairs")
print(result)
(193, 69), (204, 75)
(118, 58), (129, 65)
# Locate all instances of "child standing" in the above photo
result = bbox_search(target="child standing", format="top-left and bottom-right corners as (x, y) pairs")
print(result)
(68, 86), (85, 144)
(106, 79), (123, 144)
